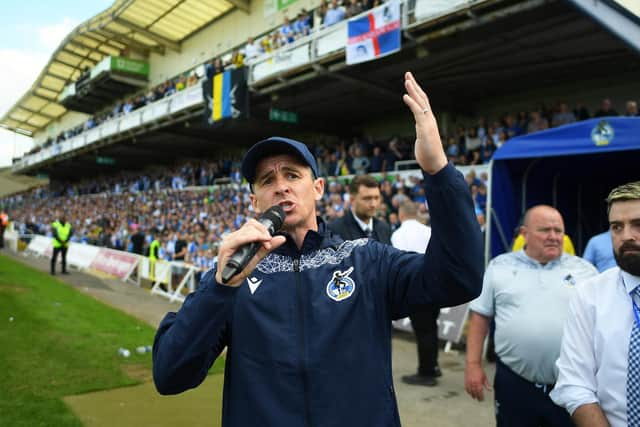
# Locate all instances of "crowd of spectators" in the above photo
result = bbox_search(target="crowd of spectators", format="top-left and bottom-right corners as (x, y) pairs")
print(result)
(17, 0), (638, 169)
(241, 0), (383, 63)
(23, 91), (638, 174)
(443, 98), (639, 166)
(8, 91), (639, 241)
(2, 138), (490, 279)
(23, 0), (377, 161)
(6, 94), (635, 278)
(5, 0), (638, 279)
(8, 92), (636, 250)
(24, 72), (202, 158)
(305, 97), (639, 175)
(44, 159), (241, 198)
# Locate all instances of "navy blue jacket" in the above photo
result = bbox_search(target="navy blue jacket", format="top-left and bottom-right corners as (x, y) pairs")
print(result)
(153, 164), (483, 427)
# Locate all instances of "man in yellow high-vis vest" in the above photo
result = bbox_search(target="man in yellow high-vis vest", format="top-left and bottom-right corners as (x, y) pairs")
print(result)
(148, 230), (161, 281)
(51, 214), (72, 275)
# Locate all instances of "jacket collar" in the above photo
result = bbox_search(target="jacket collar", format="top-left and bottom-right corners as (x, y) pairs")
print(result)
(275, 217), (344, 256)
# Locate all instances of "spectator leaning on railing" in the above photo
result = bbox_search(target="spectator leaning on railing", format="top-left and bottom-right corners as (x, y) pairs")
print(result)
(323, 0), (346, 26)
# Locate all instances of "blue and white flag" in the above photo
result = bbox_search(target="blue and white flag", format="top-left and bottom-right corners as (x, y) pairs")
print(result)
(346, 0), (401, 65)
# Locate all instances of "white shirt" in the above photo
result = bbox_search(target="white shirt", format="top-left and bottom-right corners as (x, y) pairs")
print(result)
(391, 218), (432, 332)
(244, 41), (261, 60)
(391, 219), (431, 253)
(351, 210), (373, 234)
(470, 251), (598, 384)
(166, 239), (176, 256)
(551, 268), (640, 427)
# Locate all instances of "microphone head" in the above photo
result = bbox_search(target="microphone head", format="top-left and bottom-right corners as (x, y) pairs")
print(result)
(261, 205), (286, 232)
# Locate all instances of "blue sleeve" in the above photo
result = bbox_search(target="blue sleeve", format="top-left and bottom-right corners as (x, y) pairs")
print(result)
(379, 163), (484, 318)
(152, 269), (238, 394)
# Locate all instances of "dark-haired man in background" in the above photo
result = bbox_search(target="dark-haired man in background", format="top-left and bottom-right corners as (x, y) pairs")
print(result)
(328, 174), (391, 244)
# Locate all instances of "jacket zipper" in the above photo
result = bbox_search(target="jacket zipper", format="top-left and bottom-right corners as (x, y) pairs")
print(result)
(294, 257), (312, 427)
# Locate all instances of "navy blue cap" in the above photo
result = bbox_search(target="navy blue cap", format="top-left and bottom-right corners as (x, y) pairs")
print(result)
(241, 136), (319, 184)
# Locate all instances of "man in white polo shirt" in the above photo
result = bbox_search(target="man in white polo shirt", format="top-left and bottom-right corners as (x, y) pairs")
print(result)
(551, 181), (640, 427)
(464, 205), (597, 426)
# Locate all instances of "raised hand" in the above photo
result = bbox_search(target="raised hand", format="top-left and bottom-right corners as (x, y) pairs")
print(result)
(402, 72), (448, 175)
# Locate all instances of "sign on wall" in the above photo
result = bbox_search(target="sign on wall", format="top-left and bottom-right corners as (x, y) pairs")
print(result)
(264, 0), (299, 17)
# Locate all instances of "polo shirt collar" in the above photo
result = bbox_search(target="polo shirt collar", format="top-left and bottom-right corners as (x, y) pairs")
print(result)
(515, 249), (566, 269)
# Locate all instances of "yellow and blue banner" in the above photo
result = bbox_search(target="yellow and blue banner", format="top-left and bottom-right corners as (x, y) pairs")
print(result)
(346, 0), (401, 65)
(203, 68), (248, 125)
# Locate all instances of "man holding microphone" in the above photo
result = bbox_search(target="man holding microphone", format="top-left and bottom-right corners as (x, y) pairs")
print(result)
(153, 72), (484, 426)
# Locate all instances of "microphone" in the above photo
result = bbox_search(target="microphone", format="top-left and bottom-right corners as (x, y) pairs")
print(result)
(220, 205), (286, 284)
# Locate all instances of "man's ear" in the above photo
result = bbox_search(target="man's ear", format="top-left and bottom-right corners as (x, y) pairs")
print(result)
(314, 177), (325, 201)
(519, 225), (527, 242)
(249, 193), (262, 214)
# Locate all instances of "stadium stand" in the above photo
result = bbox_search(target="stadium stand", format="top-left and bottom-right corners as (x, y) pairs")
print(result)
(1, 1), (638, 379)
(1, 160), (487, 265)
(1, 0), (639, 260)
(0, 168), (48, 199)
(2, 0), (639, 179)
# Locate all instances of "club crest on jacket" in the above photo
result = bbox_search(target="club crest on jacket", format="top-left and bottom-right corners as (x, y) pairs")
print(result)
(326, 266), (356, 302)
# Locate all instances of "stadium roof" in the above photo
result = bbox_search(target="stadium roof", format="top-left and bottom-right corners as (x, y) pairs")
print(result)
(0, 0), (243, 136)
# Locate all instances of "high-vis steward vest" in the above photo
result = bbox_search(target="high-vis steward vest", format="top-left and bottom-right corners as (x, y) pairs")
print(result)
(149, 239), (160, 261)
(52, 221), (71, 248)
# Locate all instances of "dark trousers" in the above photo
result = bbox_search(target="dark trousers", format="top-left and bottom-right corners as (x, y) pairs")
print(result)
(0, 226), (4, 248)
(409, 307), (440, 375)
(494, 359), (573, 427)
(51, 247), (68, 274)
